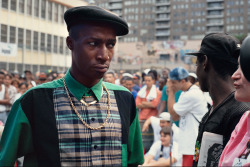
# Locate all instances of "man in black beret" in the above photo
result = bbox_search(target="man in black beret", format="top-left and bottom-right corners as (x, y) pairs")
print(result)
(0, 6), (144, 166)
(186, 33), (249, 167)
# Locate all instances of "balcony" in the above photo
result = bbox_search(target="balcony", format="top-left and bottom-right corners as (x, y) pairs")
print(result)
(109, 0), (122, 2)
(155, 24), (170, 29)
(207, 0), (223, 2)
(155, 9), (171, 14)
(207, 6), (224, 10)
(206, 21), (224, 26)
(156, 2), (171, 6)
(156, 17), (170, 21)
(155, 32), (170, 36)
(207, 14), (224, 18)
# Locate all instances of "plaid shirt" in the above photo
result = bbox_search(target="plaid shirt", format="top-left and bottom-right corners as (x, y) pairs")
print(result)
(54, 87), (122, 166)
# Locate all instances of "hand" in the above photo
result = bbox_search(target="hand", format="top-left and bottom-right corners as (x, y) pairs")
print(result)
(142, 123), (149, 132)
(166, 79), (178, 94)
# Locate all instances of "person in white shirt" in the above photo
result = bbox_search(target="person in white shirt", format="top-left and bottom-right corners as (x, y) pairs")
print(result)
(0, 72), (9, 124)
(167, 67), (208, 166)
(4, 74), (17, 114)
(142, 127), (179, 166)
(142, 112), (179, 144)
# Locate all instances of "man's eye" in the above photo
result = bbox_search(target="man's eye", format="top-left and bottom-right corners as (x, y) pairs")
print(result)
(89, 42), (96, 46)
(107, 43), (115, 48)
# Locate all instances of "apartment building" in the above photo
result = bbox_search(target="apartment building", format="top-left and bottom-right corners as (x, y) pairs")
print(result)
(95, 0), (250, 42)
(0, 0), (87, 73)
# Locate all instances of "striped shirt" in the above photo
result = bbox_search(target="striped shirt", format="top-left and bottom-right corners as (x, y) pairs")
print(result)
(54, 87), (122, 166)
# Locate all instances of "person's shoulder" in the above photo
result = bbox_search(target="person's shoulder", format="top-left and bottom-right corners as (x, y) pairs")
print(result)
(162, 85), (167, 91)
(33, 79), (63, 90)
(225, 94), (250, 114)
(186, 85), (204, 98)
(153, 140), (162, 148)
(133, 84), (140, 89)
(9, 85), (16, 89)
(189, 85), (202, 92)
(21, 79), (63, 98)
(156, 88), (162, 93)
(132, 90), (137, 95)
(103, 82), (130, 92)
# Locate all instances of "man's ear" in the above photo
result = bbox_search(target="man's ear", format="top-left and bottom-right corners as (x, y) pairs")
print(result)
(66, 36), (74, 50)
(203, 55), (209, 71)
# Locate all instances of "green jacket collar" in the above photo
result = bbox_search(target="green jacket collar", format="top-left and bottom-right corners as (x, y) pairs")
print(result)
(64, 70), (103, 101)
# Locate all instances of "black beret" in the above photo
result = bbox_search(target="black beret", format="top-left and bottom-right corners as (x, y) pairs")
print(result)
(64, 6), (129, 36)
(240, 36), (250, 82)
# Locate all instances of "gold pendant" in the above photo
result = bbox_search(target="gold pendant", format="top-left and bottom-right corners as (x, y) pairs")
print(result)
(80, 99), (97, 107)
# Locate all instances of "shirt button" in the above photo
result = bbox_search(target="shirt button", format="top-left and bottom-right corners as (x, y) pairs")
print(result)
(91, 118), (95, 122)
(94, 145), (98, 149)
(87, 90), (91, 94)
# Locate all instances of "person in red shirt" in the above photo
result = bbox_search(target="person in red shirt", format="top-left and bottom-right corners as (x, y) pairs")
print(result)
(136, 74), (162, 120)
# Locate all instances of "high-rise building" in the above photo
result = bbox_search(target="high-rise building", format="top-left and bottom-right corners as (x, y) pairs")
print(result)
(0, 0), (88, 73)
(95, 0), (250, 42)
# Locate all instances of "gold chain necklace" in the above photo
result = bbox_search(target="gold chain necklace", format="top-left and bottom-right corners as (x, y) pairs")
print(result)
(62, 77), (110, 130)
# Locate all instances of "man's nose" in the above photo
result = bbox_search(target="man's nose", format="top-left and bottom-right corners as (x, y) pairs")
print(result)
(97, 45), (109, 61)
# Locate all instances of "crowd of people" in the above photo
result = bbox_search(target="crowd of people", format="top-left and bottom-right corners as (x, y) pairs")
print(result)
(103, 66), (211, 166)
(0, 70), (65, 126)
(0, 5), (249, 167)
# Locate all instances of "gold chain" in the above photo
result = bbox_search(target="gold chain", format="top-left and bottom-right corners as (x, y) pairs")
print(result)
(62, 77), (110, 130)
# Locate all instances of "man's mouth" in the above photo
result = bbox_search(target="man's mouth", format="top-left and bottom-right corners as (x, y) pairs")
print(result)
(94, 64), (109, 73)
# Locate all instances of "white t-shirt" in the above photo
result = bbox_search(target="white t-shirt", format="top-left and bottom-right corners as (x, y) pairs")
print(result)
(173, 85), (208, 155)
(150, 116), (179, 143)
(147, 140), (179, 162)
(0, 84), (6, 112)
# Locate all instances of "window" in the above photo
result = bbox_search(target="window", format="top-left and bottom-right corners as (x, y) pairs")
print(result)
(41, 0), (46, 19)
(47, 34), (52, 52)
(59, 37), (64, 54)
(19, 0), (25, 13)
(9, 26), (16, 43)
(34, 0), (39, 17)
(1, 25), (8, 42)
(65, 46), (69, 55)
(27, 0), (32, 15)
(33, 31), (38, 50)
(10, 0), (17, 11)
(48, 2), (52, 21)
(60, 5), (64, 24)
(2, 0), (8, 9)
(26, 30), (32, 49)
(18, 28), (24, 48)
(54, 4), (58, 22)
(53, 36), (58, 53)
(40, 33), (45, 51)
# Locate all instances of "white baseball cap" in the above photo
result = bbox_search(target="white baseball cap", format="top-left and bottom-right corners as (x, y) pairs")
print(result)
(122, 73), (133, 78)
(189, 72), (197, 79)
(159, 112), (170, 121)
